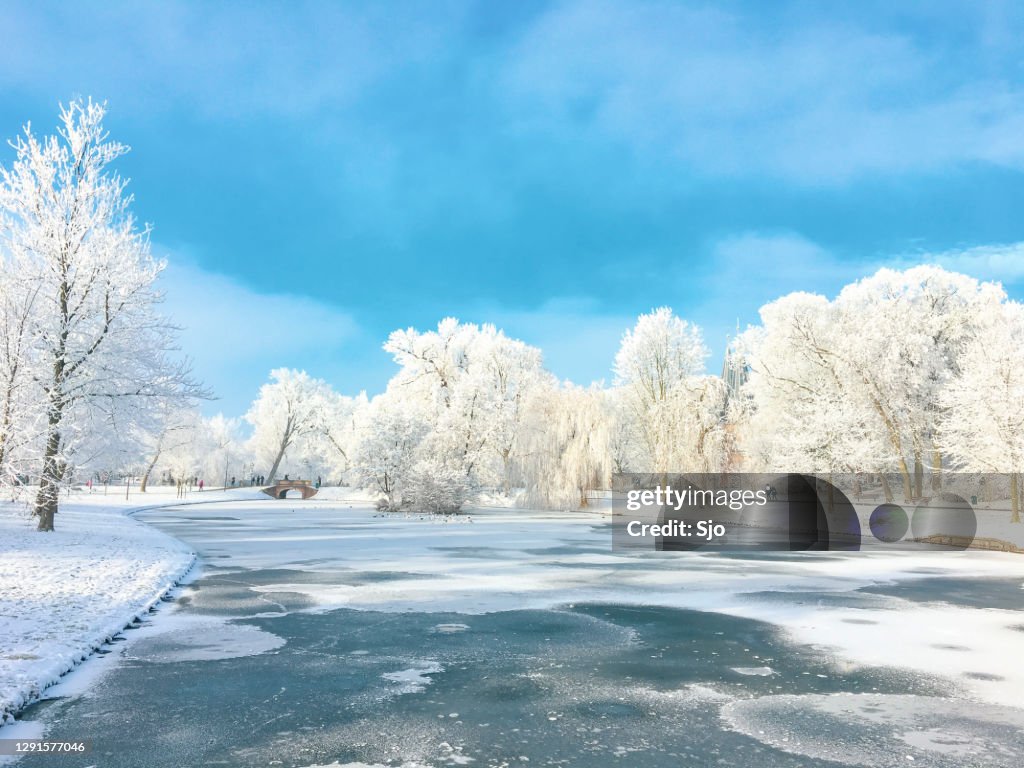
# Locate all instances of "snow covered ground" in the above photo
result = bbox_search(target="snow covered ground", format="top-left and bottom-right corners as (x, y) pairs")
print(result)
(0, 486), (229, 724)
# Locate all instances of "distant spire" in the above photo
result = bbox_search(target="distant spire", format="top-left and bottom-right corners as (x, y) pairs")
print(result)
(721, 325), (748, 399)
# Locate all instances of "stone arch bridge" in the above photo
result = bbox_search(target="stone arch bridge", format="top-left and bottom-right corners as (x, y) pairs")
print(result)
(262, 479), (318, 500)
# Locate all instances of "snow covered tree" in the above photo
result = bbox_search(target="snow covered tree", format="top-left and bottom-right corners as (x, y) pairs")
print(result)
(383, 317), (476, 411)
(833, 267), (1001, 498)
(738, 267), (1006, 501)
(612, 308), (728, 473)
(0, 264), (40, 488)
(518, 382), (611, 510)
(381, 319), (550, 495)
(306, 389), (367, 483)
(736, 293), (882, 476)
(614, 307), (707, 404)
(940, 300), (1024, 522)
(246, 368), (330, 482)
(133, 405), (207, 492)
(0, 99), (202, 530)
(201, 414), (247, 488)
(351, 392), (430, 509)
(471, 328), (552, 493)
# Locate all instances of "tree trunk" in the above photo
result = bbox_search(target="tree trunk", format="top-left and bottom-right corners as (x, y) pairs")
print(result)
(502, 449), (512, 496)
(930, 449), (942, 492)
(140, 449), (161, 493)
(897, 457), (913, 503)
(0, 381), (16, 481)
(34, 412), (62, 532)
(913, 452), (923, 500)
(880, 474), (894, 503)
(1012, 474), (1020, 524)
(266, 440), (288, 484)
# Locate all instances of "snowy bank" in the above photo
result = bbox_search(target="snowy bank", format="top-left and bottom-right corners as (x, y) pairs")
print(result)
(0, 498), (196, 722)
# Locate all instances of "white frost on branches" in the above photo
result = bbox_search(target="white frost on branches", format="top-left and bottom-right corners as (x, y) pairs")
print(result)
(0, 99), (202, 529)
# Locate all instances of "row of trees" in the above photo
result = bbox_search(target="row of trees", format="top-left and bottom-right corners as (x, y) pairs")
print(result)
(3, 103), (1021, 527)
(121, 310), (733, 514)
(239, 269), (1022, 519)
(735, 267), (1024, 520)
(6, 263), (1023, 522)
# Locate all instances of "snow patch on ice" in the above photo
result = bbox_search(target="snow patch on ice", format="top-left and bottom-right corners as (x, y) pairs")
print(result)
(123, 616), (285, 663)
(722, 693), (1024, 767)
(431, 623), (470, 634)
(381, 661), (443, 694)
(731, 666), (775, 676)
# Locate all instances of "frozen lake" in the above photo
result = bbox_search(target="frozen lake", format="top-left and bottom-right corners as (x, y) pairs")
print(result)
(17, 495), (1024, 767)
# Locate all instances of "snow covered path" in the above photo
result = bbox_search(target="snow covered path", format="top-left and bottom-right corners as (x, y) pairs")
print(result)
(0, 493), (201, 722)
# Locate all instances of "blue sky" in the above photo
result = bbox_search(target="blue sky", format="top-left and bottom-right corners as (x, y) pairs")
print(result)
(3, 0), (1024, 415)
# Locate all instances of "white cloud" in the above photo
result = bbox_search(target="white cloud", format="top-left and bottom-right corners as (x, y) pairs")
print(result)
(157, 256), (361, 414)
(500, 0), (1024, 182)
(0, 2), (459, 120)
(886, 242), (1024, 284)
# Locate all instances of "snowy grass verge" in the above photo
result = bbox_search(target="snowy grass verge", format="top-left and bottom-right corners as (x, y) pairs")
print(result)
(0, 500), (196, 724)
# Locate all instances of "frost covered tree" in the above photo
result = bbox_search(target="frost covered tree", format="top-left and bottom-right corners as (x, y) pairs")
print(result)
(246, 368), (330, 482)
(614, 307), (707, 404)
(738, 267), (1005, 500)
(383, 318), (476, 410)
(0, 99), (201, 530)
(381, 319), (550, 498)
(612, 308), (729, 473)
(834, 267), (1001, 497)
(940, 300), (1024, 522)
(137, 405), (202, 492)
(201, 414), (247, 488)
(472, 328), (552, 493)
(0, 265), (39, 487)
(306, 389), (367, 482)
(518, 382), (611, 510)
(736, 294), (880, 476)
(351, 392), (430, 509)
(376, 319), (478, 505)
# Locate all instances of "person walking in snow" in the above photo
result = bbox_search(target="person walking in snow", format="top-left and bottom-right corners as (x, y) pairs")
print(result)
(198, 478), (204, 492)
